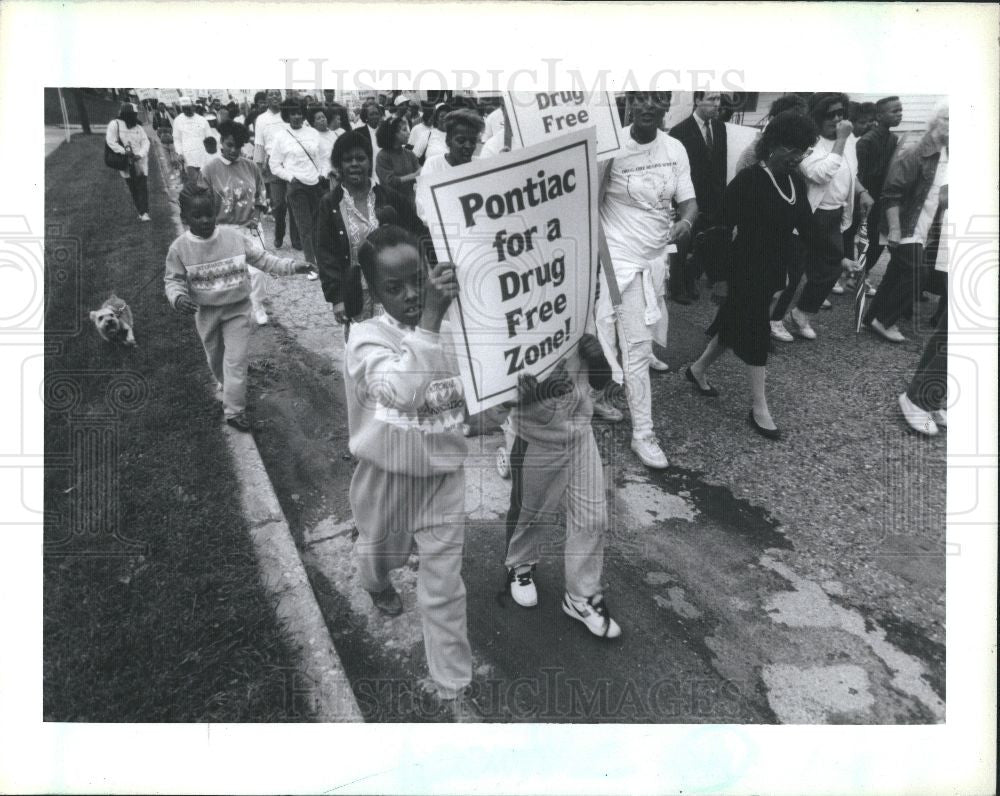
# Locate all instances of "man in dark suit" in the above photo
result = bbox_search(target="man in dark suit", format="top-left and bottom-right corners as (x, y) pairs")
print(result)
(668, 91), (728, 303)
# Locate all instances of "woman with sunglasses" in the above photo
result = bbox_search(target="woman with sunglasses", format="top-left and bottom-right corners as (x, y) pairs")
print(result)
(686, 111), (858, 439)
(769, 93), (874, 342)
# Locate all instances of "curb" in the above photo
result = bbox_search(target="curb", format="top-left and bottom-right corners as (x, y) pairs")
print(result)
(150, 132), (362, 721)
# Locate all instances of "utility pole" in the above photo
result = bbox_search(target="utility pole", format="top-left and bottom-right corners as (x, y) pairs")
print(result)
(56, 88), (71, 142)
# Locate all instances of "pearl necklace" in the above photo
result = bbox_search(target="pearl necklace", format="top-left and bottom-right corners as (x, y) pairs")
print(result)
(760, 162), (796, 204)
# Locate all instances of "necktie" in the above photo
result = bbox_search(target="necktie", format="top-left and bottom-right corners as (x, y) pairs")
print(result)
(704, 120), (714, 152)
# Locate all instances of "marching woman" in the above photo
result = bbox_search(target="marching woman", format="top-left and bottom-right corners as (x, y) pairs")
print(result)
(315, 128), (426, 335)
(414, 108), (483, 227)
(422, 103), (452, 163)
(307, 105), (344, 192)
(196, 120), (273, 325)
(375, 115), (421, 207)
(106, 102), (152, 221)
(685, 111), (858, 440)
(269, 98), (324, 273)
(407, 101), (435, 163)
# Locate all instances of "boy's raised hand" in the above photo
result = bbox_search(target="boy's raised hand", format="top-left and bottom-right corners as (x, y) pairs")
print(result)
(174, 295), (199, 315)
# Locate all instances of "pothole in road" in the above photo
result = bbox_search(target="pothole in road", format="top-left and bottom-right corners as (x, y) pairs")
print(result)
(759, 555), (945, 722)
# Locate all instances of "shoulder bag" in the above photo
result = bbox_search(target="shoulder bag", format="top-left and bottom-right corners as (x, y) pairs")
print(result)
(104, 120), (131, 170)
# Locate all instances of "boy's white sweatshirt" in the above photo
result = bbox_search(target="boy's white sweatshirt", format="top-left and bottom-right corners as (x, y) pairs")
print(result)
(345, 315), (468, 476)
(164, 227), (299, 308)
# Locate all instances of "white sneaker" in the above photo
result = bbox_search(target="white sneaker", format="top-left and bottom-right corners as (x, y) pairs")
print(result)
(592, 397), (624, 423)
(508, 566), (538, 608)
(821, 299), (833, 310)
(254, 309), (269, 326)
(831, 282), (845, 295)
(870, 318), (905, 342)
(930, 408), (947, 428)
(770, 320), (794, 342)
(649, 357), (670, 372)
(864, 280), (877, 297)
(306, 270), (319, 280)
(562, 593), (622, 639)
(789, 308), (817, 340)
(631, 435), (668, 469)
(898, 393), (938, 436)
(138, 213), (151, 222)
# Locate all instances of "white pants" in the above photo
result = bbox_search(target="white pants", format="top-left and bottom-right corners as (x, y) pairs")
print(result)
(616, 274), (662, 440)
(350, 462), (471, 698)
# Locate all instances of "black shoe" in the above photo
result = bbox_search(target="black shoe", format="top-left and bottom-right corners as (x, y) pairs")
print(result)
(291, 242), (303, 251)
(225, 412), (253, 432)
(274, 238), (283, 249)
(748, 409), (781, 440)
(685, 365), (719, 397)
(368, 584), (403, 617)
(671, 292), (693, 306)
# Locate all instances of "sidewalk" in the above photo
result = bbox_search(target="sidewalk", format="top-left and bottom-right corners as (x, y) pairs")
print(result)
(45, 124), (108, 157)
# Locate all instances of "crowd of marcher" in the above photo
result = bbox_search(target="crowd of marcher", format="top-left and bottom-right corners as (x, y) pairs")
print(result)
(113, 88), (950, 711)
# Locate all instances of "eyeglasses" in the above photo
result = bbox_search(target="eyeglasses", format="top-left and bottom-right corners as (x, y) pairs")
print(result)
(823, 107), (845, 120)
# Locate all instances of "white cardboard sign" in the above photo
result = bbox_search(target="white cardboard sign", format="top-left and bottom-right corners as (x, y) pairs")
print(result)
(423, 126), (600, 414)
(503, 91), (625, 162)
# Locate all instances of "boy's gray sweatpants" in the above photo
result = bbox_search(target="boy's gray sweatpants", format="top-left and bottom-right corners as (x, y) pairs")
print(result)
(504, 426), (606, 600)
(351, 461), (471, 698)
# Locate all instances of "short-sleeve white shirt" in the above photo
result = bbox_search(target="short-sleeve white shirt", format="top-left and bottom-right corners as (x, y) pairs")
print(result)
(600, 126), (696, 274)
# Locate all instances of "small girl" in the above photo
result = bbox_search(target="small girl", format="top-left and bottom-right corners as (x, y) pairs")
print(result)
(164, 184), (314, 431)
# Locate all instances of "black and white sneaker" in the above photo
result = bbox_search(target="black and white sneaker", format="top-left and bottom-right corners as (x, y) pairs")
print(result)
(508, 566), (538, 608)
(562, 593), (622, 639)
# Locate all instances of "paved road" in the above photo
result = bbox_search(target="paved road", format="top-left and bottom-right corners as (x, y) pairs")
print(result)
(150, 137), (946, 723)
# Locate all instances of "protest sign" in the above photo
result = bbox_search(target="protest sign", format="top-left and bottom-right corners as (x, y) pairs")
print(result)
(135, 88), (157, 102)
(422, 126), (599, 414)
(503, 91), (625, 161)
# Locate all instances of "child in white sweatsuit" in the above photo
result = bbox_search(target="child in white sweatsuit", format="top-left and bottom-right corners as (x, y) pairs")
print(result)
(344, 224), (471, 699)
(164, 184), (312, 431)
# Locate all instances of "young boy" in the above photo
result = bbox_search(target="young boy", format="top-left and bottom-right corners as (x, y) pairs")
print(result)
(164, 184), (313, 431)
(504, 334), (623, 639)
(343, 224), (472, 701)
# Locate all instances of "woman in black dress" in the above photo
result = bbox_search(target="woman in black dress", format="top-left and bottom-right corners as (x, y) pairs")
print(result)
(685, 112), (858, 439)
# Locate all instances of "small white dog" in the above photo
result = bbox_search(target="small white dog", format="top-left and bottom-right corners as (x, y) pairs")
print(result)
(89, 295), (136, 346)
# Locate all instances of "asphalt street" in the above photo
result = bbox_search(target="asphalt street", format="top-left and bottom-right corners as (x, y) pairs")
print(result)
(239, 204), (946, 723)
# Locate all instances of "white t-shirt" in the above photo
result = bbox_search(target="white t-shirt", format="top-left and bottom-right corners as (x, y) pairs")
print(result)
(424, 129), (447, 161)
(482, 106), (505, 142)
(315, 129), (342, 179)
(600, 127), (695, 277)
(408, 122), (433, 159)
(414, 154), (453, 226)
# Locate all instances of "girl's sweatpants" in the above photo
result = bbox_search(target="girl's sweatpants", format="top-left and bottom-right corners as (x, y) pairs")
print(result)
(350, 461), (471, 697)
(194, 298), (252, 418)
(504, 426), (606, 601)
